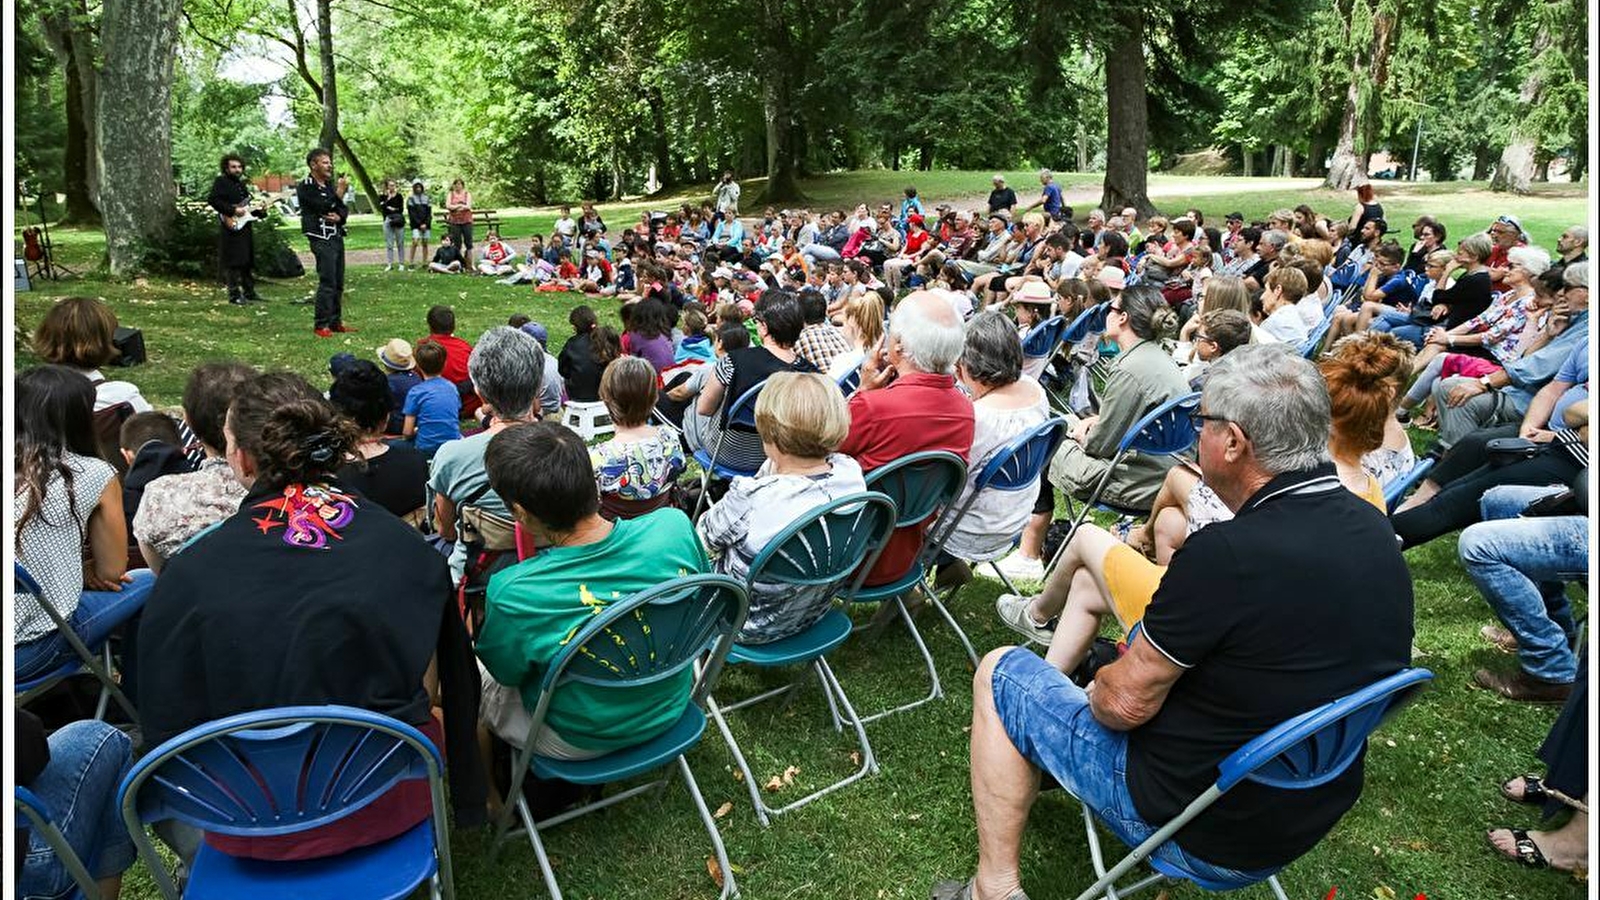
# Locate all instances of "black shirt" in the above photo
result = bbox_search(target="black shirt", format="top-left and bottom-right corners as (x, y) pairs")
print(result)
(296, 175), (347, 241)
(1128, 464), (1414, 871)
(339, 443), (428, 518)
(558, 332), (605, 402)
(379, 192), (404, 223)
(1430, 269), (1493, 328)
(1242, 257), (1272, 287)
(722, 346), (817, 430)
(987, 187), (1017, 214)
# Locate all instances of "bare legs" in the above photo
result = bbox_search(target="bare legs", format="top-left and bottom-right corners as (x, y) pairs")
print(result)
(1488, 803), (1589, 872)
(968, 648), (1041, 900)
(1020, 524), (1126, 674)
(1124, 465), (1199, 565)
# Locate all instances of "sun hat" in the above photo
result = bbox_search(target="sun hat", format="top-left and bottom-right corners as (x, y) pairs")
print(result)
(375, 338), (415, 371)
(1015, 281), (1053, 305)
(712, 267), (734, 280)
(1097, 266), (1127, 291)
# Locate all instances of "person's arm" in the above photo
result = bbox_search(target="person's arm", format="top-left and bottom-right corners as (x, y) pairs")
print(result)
(433, 492), (458, 542)
(1360, 266), (1389, 303)
(138, 538), (168, 575)
(696, 373), (727, 417)
(1518, 377), (1571, 438)
(403, 414), (418, 438)
(1089, 632), (1185, 731)
(85, 479), (130, 589)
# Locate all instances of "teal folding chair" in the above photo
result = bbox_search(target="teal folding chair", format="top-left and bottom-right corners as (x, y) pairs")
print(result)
(707, 491), (898, 826)
(849, 451), (968, 722)
(16, 786), (104, 900)
(1384, 457), (1436, 513)
(1071, 667), (1433, 900)
(693, 379), (769, 518)
(491, 574), (749, 900)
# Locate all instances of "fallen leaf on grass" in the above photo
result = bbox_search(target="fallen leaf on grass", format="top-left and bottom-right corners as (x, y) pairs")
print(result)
(713, 801), (733, 819)
(707, 857), (724, 889)
(764, 766), (801, 792)
(764, 775), (785, 792)
(1372, 886), (1396, 900)
(850, 751), (861, 766)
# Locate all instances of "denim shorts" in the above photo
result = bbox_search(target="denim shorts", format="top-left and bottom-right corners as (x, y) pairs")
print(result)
(990, 648), (1276, 888)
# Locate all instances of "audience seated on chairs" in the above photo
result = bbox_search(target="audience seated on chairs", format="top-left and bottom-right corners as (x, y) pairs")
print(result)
(1176, 308), (1251, 388)
(935, 311), (1050, 591)
(697, 372), (866, 643)
(825, 290), (885, 380)
(691, 290), (817, 471)
(1256, 265), (1311, 345)
(591, 357), (685, 517)
(431, 327), (546, 583)
(795, 287), (852, 373)
(839, 290), (975, 588)
(135, 370), (483, 862)
(330, 358), (430, 522)
(938, 344), (1414, 900)
(1458, 482), (1585, 704)
(663, 322), (748, 437)
(475, 421), (706, 782)
(116, 411), (191, 548)
(15, 709), (136, 900)
(13, 366), (154, 683)
(132, 362), (255, 573)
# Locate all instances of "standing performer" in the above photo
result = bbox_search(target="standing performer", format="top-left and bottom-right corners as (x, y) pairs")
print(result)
(208, 154), (261, 305)
(296, 148), (354, 337)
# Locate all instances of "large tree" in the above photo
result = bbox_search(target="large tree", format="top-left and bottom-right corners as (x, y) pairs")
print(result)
(96, 0), (183, 273)
(1099, 7), (1151, 215)
(1323, 0), (1400, 189)
(33, 0), (101, 223)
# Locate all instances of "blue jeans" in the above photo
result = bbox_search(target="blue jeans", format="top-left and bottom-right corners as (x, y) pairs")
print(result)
(990, 649), (1275, 888)
(1459, 486), (1584, 683)
(15, 570), (155, 682)
(20, 721), (137, 899)
(1368, 308), (1425, 348)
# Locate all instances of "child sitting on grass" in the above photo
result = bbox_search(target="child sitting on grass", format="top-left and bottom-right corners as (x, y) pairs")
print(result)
(402, 340), (463, 459)
(696, 371), (866, 644)
(590, 357), (685, 516)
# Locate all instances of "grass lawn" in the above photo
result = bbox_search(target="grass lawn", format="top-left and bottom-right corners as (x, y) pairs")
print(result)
(10, 173), (1590, 899)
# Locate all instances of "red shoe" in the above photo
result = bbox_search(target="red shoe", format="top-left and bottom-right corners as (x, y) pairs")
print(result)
(314, 328), (334, 338)
(332, 324), (359, 333)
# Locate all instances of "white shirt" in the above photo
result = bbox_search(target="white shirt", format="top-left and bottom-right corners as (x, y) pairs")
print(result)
(1262, 305), (1310, 344)
(1296, 293), (1326, 329)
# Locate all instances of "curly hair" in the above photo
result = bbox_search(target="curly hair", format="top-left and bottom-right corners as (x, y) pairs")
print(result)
(229, 372), (359, 490)
(328, 359), (394, 433)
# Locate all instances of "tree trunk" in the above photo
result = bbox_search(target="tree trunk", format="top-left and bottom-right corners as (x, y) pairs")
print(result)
(96, 0), (181, 274)
(39, 3), (101, 222)
(1099, 8), (1153, 217)
(316, 0), (338, 161)
(755, 0), (804, 203)
(1491, 24), (1551, 194)
(1533, 154), (1551, 182)
(333, 131), (380, 210)
(1241, 147), (1254, 177)
(647, 85), (674, 191)
(1471, 145), (1496, 181)
(1325, 2), (1398, 190)
(1281, 146), (1295, 178)
(1076, 124), (1088, 172)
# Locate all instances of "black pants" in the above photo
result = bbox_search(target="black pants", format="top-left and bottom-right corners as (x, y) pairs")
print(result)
(1429, 424), (1520, 486)
(1392, 448), (1581, 549)
(310, 237), (345, 329)
(223, 264), (256, 301)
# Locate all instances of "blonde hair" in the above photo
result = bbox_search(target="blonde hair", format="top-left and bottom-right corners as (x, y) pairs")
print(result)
(1296, 239), (1335, 268)
(1425, 249), (1455, 269)
(1265, 266), (1309, 305)
(754, 372), (849, 459)
(845, 292), (885, 349)
(1201, 275), (1249, 316)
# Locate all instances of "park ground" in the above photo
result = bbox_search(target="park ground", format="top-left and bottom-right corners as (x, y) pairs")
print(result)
(10, 172), (1592, 899)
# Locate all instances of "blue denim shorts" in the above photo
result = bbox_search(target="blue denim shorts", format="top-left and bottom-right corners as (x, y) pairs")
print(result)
(990, 648), (1275, 888)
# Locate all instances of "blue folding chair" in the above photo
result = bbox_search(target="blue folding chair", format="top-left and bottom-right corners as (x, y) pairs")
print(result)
(1049, 393), (1201, 576)
(1298, 313), (1335, 358)
(1384, 456), (1437, 513)
(14, 563), (138, 723)
(836, 364), (862, 397)
(950, 418), (1070, 602)
(16, 786), (104, 900)
(1021, 314), (1068, 378)
(1053, 303), (1112, 414)
(491, 574), (749, 900)
(848, 451), (968, 722)
(692, 379), (769, 518)
(117, 706), (455, 900)
(1071, 668), (1434, 900)
(707, 491), (898, 826)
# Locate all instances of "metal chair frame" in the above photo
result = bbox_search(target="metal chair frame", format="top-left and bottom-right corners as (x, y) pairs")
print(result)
(1384, 457), (1437, 513)
(16, 786), (104, 900)
(692, 379), (769, 518)
(14, 563), (138, 722)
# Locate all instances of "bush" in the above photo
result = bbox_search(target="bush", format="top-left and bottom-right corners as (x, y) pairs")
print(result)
(140, 203), (300, 279)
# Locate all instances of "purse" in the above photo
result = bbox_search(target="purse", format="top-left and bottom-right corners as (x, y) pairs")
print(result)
(1486, 436), (1543, 467)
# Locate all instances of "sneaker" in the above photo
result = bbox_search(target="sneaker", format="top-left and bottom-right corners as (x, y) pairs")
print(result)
(331, 324), (359, 333)
(384, 264), (393, 272)
(991, 550), (1046, 583)
(313, 328), (334, 338)
(228, 296), (248, 306)
(1395, 408), (1412, 425)
(995, 593), (1056, 644)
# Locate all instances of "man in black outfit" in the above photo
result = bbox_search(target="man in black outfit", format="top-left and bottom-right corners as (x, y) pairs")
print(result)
(296, 147), (354, 337)
(207, 154), (261, 305)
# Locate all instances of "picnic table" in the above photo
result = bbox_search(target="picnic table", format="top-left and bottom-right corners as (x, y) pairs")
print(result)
(436, 209), (501, 229)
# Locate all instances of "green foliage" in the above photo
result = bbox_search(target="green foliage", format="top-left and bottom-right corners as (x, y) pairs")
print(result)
(135, 204), (297, 279)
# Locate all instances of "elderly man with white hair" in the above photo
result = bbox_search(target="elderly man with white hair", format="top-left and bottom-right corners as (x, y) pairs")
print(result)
(932, 345), (1414, 900)
(843, 290), (975, 587)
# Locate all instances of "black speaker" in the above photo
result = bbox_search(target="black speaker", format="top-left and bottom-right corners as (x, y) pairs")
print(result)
(112, 326), (146, 367)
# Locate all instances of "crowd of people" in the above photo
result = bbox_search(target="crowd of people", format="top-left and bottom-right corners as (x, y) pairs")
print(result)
(13, 172), (1591, 897)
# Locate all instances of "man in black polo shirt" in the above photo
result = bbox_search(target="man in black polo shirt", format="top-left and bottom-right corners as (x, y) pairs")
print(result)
(296, 147), (353, 337)
(933, 345), (1414, 900)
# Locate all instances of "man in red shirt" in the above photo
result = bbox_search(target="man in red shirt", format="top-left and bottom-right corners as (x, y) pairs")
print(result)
(842, 290), (975, 586)
(1485, 214), (1528, 290)
(419, 304), (477, 417)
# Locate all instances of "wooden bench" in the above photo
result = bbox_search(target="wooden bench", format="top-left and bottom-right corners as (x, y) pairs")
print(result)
(435, 209), (500, 231)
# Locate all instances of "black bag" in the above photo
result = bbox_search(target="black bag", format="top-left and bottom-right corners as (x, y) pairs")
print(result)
(1486, 437), (1542, 467)
(263, 245), (305, 278)
(111, 326), (146, 367)
(386, 213), (405, 229)
(1039, 519), (1075, 568)
(1068, 637), (1123, 688)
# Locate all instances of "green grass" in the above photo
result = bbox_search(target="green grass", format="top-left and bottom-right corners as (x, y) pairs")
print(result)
(12, 173), (1590, 899)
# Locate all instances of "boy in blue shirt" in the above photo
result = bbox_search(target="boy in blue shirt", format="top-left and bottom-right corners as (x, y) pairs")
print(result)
(402, 340), (462, 458)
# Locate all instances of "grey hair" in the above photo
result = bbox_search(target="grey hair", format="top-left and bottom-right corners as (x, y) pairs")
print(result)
(1038, 168), (1053, 180)
(1201, 344), (1331, 476)
(891, 291), (966, 375)
(959, 311), (1024, 387)
(1565, 225), (1588, 245)
(1506, 245), (1551, 277)
(1564, 260), (1588, 288)
(468, 326), (545, 419)
(1458, 232), (1493, 263)
(1259, 229), (1290, 250)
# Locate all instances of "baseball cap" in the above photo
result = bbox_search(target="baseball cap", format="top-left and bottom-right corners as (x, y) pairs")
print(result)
(328, 352), (360, 377)
(519, 321), (549, 346)
(1225, 211), (1244, 223)
(376, 338), (415, 371)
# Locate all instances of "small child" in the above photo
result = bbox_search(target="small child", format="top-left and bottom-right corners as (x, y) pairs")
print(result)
(674, 308), (713, 365)
(477, 231), (517, 276)
(119, 411), (191, 540)
(429, 234), (464, 273)
(696, 372), (866, 644)
(1258, 266), (1311, 345)
(591, 357), (686, 515)
(1184, 308), (1253, 388)
(402, 340), (463, 458)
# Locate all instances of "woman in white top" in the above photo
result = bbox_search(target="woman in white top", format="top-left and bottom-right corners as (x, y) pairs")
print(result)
(13, 366), (154, 680)
(938, 312), (1050, 581)
(32, 296), (153, 414)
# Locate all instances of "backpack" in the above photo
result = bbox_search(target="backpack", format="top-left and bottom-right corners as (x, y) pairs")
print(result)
(454, 480), (520, 637)
(86, 376), (137, 475)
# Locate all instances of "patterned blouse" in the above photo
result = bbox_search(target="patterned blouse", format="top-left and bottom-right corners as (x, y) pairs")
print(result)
(1465, 291), (1534, 364)
(132, 457), (248, 562)
(590, 427), (686, 502)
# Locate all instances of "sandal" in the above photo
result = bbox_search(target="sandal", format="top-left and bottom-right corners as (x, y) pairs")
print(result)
(1500, 773), (1550, 805)
(930, 880), (1030, 900)
(1487, 828), (1549, 869)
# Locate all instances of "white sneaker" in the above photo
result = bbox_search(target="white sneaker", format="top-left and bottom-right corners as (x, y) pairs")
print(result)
(990, 551), (1046, 583)
(384, 264), (393, 272)
(995, 593), (1056, 644)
